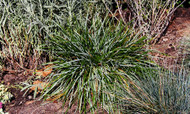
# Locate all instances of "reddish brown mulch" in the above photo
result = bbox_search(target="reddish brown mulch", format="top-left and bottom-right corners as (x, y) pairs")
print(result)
(1, 8), (190, 114)
(150, 8), (190, 70)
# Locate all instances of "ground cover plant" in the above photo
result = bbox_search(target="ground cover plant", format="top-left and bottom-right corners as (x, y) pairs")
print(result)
(0, 0), (189, 113)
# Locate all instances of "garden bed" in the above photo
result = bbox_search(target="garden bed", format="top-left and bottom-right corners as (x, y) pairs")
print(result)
(0, 1), (189, 113)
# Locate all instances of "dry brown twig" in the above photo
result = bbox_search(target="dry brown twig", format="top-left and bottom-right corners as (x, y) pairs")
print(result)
(104, 0), (186, 45)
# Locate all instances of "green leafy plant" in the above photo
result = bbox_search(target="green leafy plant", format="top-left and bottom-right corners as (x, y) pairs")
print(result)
(0, 83), (13, 104)
(40, 13), (152, 113)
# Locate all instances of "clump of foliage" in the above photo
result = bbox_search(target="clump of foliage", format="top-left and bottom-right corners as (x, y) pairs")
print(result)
(0, 83), (13, 104)
(0, 0), (110, 72)
(114, 64), (190, 113)
(0, 23), (44, 71)
(40, 12), (151, 113)
(0, 0), (46, 71)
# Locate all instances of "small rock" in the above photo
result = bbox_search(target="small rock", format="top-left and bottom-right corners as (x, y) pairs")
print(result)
(163, 38), (168, 42)
(28, 95), (33, 100)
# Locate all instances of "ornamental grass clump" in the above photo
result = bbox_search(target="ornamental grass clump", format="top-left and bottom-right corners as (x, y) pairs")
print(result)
(0, 0), (46, 71)
(41, 14), (151, 113)
(114, 64), (190, 113)
(0, 0), (111, 71)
